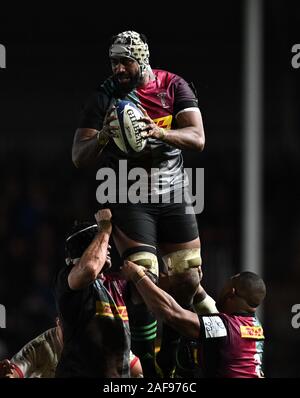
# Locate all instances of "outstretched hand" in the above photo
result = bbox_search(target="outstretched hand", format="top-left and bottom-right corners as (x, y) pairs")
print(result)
(94, 209), (112, 234)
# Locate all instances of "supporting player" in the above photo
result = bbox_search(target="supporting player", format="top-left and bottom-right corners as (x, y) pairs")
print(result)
(123, 261), (266, 378)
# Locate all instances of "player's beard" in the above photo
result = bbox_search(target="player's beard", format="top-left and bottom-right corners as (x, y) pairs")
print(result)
(114, 70), (143, 95)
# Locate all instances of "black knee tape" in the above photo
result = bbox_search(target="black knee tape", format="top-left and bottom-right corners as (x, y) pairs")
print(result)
(122, 245), (157, 260)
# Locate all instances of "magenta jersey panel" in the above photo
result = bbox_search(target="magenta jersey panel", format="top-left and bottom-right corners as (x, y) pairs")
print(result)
(137, 69), (177, 120)
(198, 313), (264, 378)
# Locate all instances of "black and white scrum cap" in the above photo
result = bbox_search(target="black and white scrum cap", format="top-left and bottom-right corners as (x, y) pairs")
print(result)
(109, 30), (152, 75)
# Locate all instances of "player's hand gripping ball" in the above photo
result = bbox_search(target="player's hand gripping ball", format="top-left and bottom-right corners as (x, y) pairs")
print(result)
(110, 100), (147, 154)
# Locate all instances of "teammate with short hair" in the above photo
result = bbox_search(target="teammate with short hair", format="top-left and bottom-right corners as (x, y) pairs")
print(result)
(122, 262), (266, 378)
(72, 30), (215, 376)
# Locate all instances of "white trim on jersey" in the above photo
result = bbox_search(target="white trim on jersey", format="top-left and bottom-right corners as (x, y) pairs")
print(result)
(175, 107), (201, 119)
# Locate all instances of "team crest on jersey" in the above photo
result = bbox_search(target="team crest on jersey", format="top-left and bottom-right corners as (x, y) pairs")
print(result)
(240, 325), (264, 339)
(96, 301), (129, 321)
(157, 92), (169, 108)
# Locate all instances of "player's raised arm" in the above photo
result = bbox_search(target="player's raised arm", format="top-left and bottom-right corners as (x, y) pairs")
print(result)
(68, 209), (112, 290)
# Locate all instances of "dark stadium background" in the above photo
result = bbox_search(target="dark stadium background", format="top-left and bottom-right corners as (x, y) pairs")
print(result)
(0, 0), (299, 377)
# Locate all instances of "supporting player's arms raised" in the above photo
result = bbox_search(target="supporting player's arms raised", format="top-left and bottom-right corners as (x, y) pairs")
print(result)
(121, 260), (200, 339)
(68, 209), (112, 290)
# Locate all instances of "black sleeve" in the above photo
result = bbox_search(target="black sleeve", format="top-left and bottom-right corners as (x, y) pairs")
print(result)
(173, 76), (199, 116)
(54, 266), (89, 325)
(197, 314), (228, 378)
(78, 91), (111, 130)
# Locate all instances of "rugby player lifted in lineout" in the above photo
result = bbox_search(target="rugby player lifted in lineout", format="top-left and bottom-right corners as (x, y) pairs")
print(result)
(72, 30), (216, 377)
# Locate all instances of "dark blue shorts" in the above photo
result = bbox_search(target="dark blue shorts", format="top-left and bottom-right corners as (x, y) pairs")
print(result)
(109, 189), (199, 247)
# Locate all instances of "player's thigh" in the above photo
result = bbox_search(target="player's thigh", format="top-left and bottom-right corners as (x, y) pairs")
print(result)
(158, 200), (200, 255)
(158, 201), (201, 297)
(111, 203), (157, 256)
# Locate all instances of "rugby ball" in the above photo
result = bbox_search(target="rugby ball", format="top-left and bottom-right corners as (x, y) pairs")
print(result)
(110, 100), (147, 154)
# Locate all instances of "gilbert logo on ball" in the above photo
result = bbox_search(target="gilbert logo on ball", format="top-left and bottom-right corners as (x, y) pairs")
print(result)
(0, 304), (6, 328)
(0, 44), (6, 69)
(111, 100), (147, 154)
